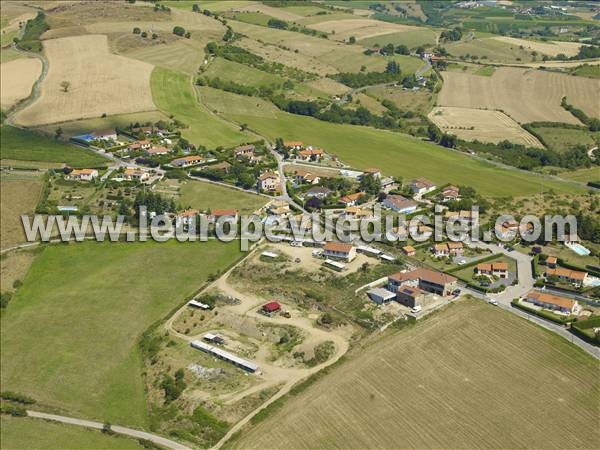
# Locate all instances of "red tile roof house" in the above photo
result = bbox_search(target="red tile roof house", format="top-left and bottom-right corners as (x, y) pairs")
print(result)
(123, 168), (150, 182)
(545, 267), (588, 287)
(363, 168), (381, 179)
(432, 242), (463, 258)
(144, 145), (171, 156)
(442, 185), (460, 202)
(65, 169), (98, 181)
(476, 262), (509, 279)
(127, 140), (152, 152)
(323, 242), (357, 262)
(234, 144), (255, 159)
(293, 170), (320, 185)
(209, 209), (239, 223)
(259, 172), (280, 192)
(176, 209), (199, 227)
(339, 192), (365, 207)
(396, 285), (426, 308)
(284, 141), (304, 150)
(388, 268), (457, 297)
(382, 195), (418, 214)
(402, 245), (416, 256)
(444, 209), (477, 226)
(92, 129), (117, 141)
(545, 256), (558, 268)
(262, 301), (281, 315)
(524, 291), (580, 315)
(297, 148), (324, 162)
(171, 155), (204, 168)
(409, 178), (436, 195)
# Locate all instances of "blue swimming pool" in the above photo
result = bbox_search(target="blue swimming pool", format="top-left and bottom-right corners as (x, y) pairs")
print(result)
(567, 243), (591, 256)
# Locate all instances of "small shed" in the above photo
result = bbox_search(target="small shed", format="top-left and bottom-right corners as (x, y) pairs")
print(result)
(262, 301), (281, 314)
(367, 288), (396, 305)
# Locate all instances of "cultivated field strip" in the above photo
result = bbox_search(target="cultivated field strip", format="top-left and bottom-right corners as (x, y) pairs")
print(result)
(231, 300), (600, 449)
(0, 57), (42, 109)
(438, 67), (600, 124)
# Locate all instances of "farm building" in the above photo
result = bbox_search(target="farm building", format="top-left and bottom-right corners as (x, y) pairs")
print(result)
(323, 242), (356, 262)
(402, 246), (416, 256)
(367, 288), (396, 305)
(66, 169), (98, 181)
(190, 340), (259, 373)
(203, 333), (225, 345)
(523, 291), (580, 315)
(396, 285), (426, 308)
(382, 195), (418, 214)
(188, 300), (211, 310)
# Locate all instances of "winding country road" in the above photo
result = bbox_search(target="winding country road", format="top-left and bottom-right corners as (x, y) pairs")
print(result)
(26, 411), (192, 450)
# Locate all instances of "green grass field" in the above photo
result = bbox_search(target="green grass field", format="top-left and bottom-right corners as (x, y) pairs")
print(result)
(571, 64), (600, 79)
(203, 57), (286, 88)
(209, 90), (580, 196)
(0, 416), (144, 450)
(447, 38), (534, 63)
(358, 29), (438, 49)
(0, 240), (242, 427)
(0, 125), (109, 167)
(162, 0), (254, 12)
(559, 166), (600, 184)
(232, 12), (273, 27)
(229, 299), (600, 449)
(151, 67), (252, 148)
(198, 86), (278, 118)
(157, 178), (268, 213)
(531, 126), (598, 153)
(473, 65), (496, 76)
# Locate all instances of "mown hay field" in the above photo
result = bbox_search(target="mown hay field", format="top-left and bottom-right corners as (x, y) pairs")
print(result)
(446, 37), (537, 64)
(152, 67), (252, 148)
(490, 36), (582, 57)
(0, 57), (42, 109)
(214, 89), (581, 196)
(120, 37), (207, 75)
(203, 57), (287, 88)
(359, 28), (438, 49)
(0, 171), (43, 249)
(233, 3), (303, 21)
(437, 67), (600, 124)
(0, 240), (242, 427)
(14, 34), (156, 126)
(230, 299), (600, 450)
(307, 18), (421, 42)
(1, 416), (144, 450)
(428, 107), (544, 148)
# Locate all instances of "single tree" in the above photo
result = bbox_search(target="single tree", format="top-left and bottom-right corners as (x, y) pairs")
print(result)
(60, 81), (70, 92)
(133, 27), (141, 34)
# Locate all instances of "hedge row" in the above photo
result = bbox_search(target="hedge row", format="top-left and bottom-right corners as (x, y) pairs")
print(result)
(511, 299), (572, 325)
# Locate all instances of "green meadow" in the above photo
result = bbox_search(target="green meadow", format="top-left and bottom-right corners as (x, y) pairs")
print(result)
(151, 67), (252, 148)
(0, 240), (242, 427)
(0, 416), (144, 449)
(207, 91), (580, 196)
(0, 125), (109, 167)
(359, 29), (438, 49)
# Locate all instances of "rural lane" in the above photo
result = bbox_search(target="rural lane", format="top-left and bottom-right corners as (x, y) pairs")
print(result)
(26, 411), (192, 450)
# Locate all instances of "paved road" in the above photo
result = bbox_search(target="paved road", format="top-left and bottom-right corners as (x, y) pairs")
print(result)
(26, 411), (192, 450)
(462, 240), (599, 359)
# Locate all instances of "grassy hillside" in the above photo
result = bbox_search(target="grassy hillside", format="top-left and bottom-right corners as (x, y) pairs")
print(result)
(151, 67), (252, 148)
(0, 240), (242, 427)
(230, 299), (600, 449)
(0, 125), (109, 167)
(207, 91), (580, 196)
(0, 416), (144, 449)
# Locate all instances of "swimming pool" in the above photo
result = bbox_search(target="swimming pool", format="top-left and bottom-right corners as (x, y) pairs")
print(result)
(566, 243), (591, 256)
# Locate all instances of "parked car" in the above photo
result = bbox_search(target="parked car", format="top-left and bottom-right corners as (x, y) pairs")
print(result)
(487, 298), (498, 306)
(411, 305), (422, 313)
(452, 288), (461, 296)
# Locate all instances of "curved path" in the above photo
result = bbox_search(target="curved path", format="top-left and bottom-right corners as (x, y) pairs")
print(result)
(26, 410), (192, 450)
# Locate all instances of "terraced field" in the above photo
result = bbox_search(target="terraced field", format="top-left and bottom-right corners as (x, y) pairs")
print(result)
(229, 299), (600, 449)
